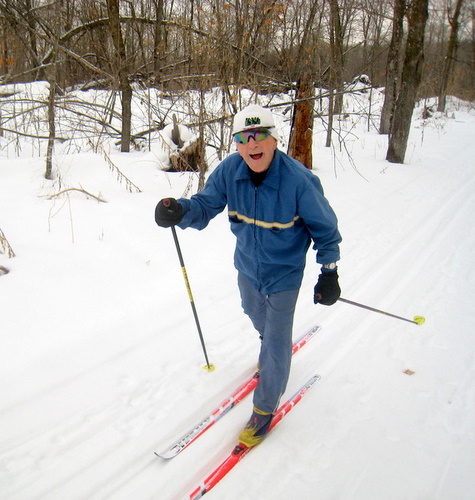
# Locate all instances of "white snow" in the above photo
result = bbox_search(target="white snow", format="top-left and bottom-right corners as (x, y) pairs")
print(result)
(0, 87), (474, 500)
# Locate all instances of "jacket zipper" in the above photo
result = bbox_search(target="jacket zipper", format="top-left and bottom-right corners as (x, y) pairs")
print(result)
(254, 185), (261, 287)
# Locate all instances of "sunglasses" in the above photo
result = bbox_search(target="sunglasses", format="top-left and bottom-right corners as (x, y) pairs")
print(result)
(234, 128), (272, 144)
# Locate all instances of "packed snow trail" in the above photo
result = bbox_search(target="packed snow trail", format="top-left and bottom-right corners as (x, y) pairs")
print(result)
(0, 94), (474, 499)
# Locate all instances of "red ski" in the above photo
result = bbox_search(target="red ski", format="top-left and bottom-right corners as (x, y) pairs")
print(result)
(156, 326), (320, 459)
(188, 374), (320, 499)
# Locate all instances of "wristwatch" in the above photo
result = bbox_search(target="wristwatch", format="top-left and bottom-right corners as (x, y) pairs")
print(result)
(323, 262), (337, 271)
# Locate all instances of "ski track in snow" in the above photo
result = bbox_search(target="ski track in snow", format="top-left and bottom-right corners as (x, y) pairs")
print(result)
(1, 93), (474, 500)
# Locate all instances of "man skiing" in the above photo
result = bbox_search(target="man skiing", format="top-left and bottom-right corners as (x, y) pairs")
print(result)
(155, 104), (341, 447)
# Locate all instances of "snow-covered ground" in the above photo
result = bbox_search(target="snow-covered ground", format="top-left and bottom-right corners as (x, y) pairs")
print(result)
(1, 85), (474, 500)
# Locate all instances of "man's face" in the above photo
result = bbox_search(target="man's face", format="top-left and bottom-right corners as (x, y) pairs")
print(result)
(235, 131), (277, 173)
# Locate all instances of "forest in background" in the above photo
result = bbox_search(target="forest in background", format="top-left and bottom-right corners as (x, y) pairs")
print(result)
(0, 0), (473, 167)
(0, 0), (473, 96)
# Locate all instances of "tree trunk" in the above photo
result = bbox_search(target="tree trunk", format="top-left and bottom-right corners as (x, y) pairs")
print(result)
(152, 0), (165, 84)
(380, 0), (406, 134)
(25, 0), (43, 80)
(326, 85), (335, 148)
(45, 3), (61, 180)
(107, 0), (132, 152)
(287, 0), (321, 167)
(386, 0), (429, 164)
(329, 0), (344, 115)
(288, 72), (314, 169)
(437, 0), (464, 112)
(296, 0), (321, 74)
(45, 73), (56, 180)
(472, 5), (475, 92)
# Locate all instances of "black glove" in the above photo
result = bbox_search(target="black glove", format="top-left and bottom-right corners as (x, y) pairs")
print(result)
(155, 198), (183, 227)
(314, 270), (341, 305)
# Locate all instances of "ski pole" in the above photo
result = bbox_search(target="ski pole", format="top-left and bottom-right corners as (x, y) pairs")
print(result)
(169, 223), (215, 372)
(338, 297), (425, 325)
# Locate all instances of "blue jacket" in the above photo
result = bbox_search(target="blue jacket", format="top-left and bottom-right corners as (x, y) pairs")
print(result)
(178, 149), (341, 294)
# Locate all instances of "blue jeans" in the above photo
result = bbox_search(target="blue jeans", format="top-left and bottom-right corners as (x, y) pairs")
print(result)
(238, 272), (300, 413)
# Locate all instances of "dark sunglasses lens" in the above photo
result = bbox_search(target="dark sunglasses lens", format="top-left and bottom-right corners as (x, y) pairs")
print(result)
(234, 129), (271, 144)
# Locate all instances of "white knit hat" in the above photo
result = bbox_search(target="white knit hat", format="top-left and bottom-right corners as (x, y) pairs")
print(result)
(232, 104), (279, 141)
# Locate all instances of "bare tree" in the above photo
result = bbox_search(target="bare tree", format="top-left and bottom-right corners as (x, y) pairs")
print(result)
(386, 0), (429, 163)
(380, 0), (406, 134)
(106, 0), (132, 152)
(45, 1), (63, 180)
(437, 0), (465, 111)
(288, 0), (323, 168)
(328, 0), (345, 115)
(288, 71), (314, 168)
(45, 63), (57, 180)
(358, 0), (389, 78)
(152, 0), (165, 84)
(472, 4), (475, 92)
